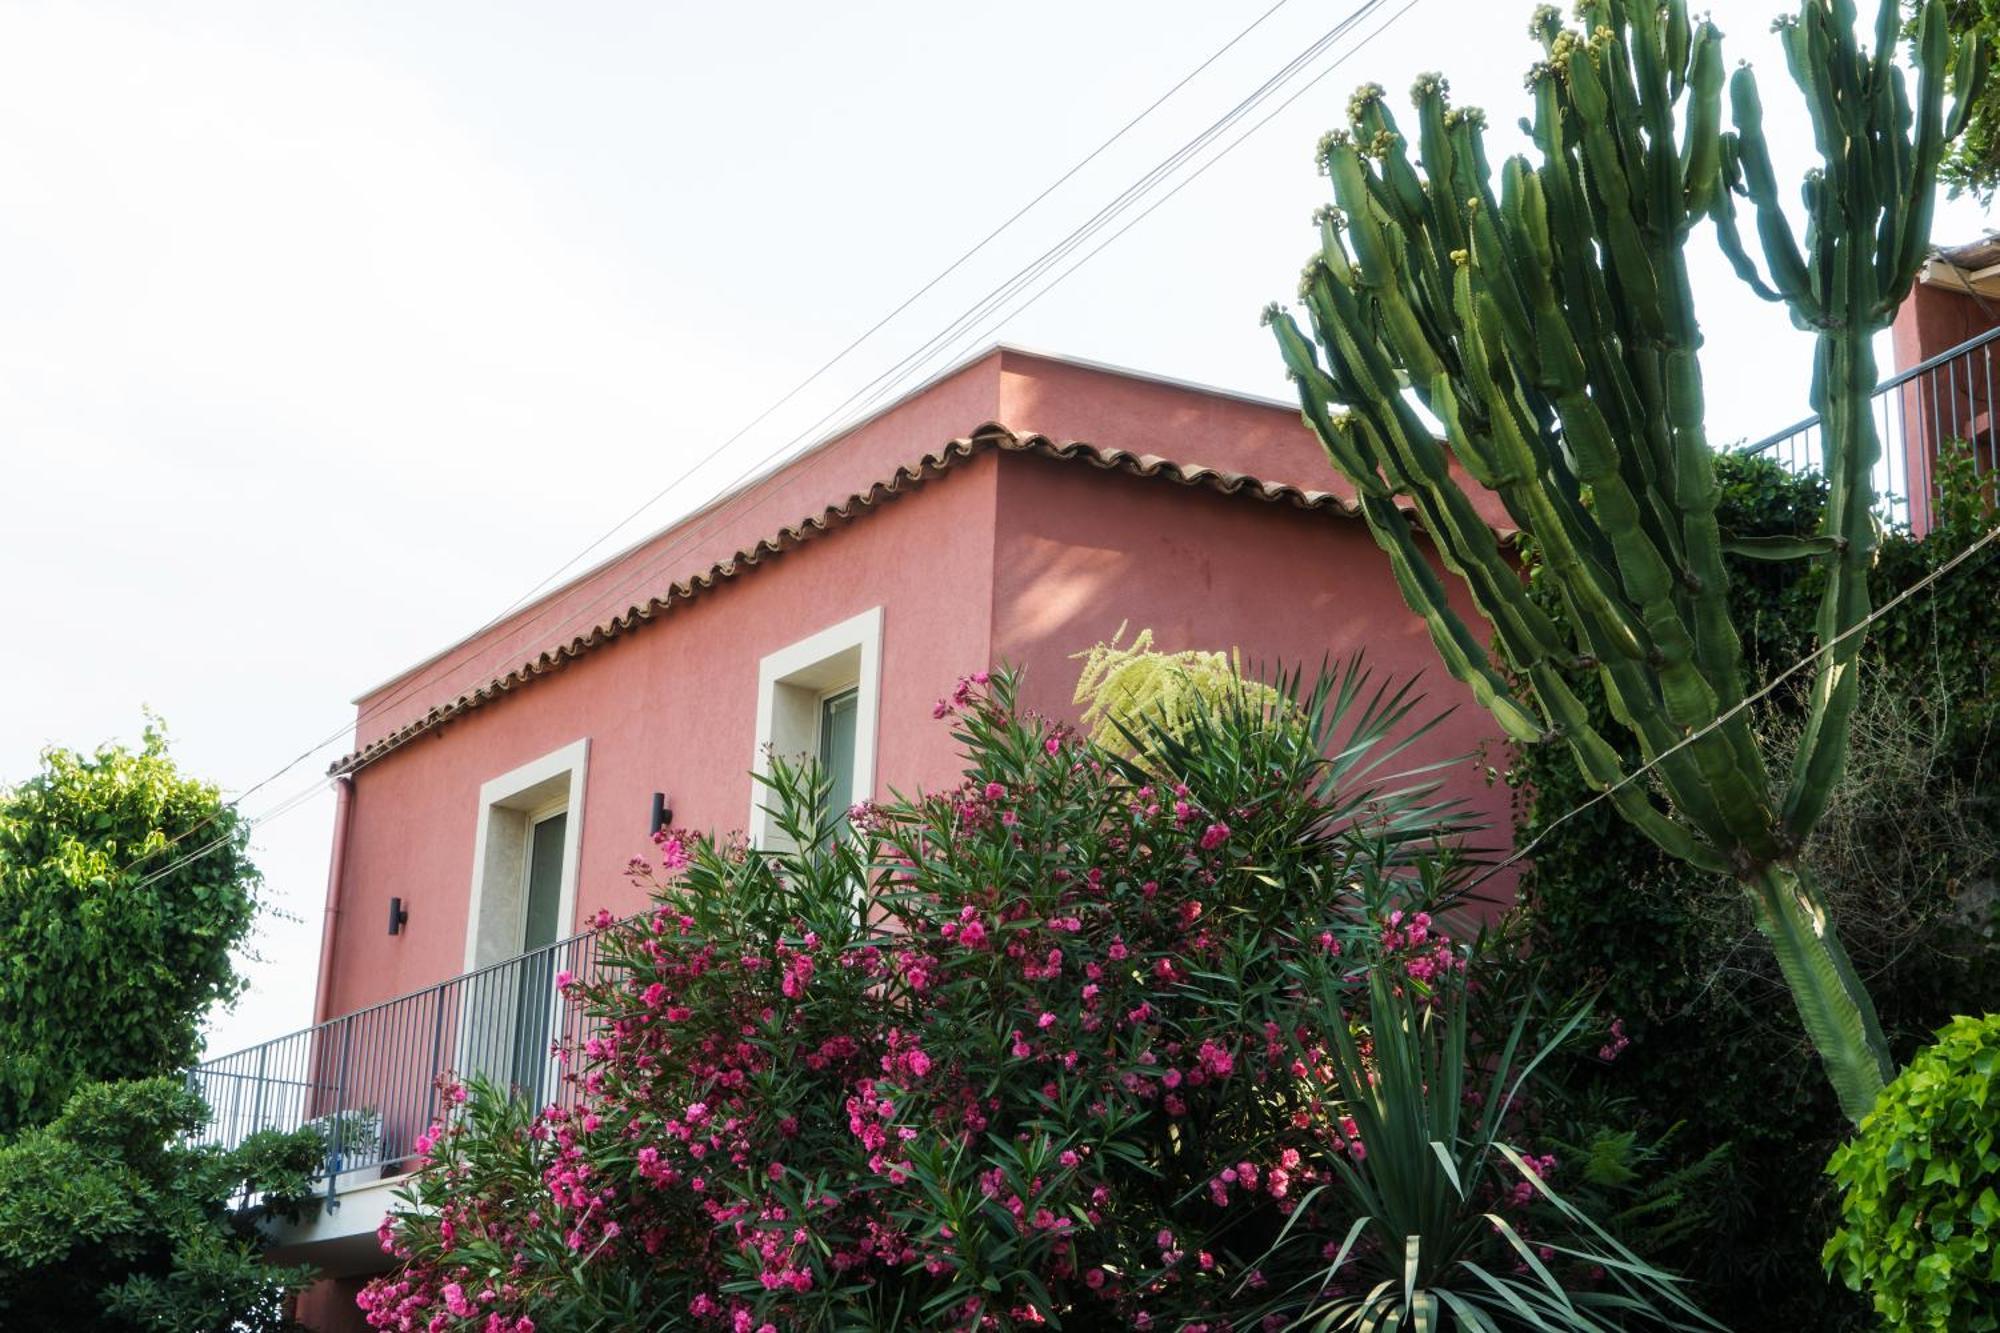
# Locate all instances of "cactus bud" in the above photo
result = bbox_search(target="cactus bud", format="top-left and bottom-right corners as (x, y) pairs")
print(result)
(1315, 129), (1351, 175)
(1410, 71), (1450, 105)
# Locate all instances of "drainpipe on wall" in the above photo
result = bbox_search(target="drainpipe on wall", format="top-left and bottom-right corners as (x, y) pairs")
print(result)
(312, 774), (355, 1027)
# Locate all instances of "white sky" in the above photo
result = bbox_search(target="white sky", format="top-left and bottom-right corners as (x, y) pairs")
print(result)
(0, 0), (1987, 1061)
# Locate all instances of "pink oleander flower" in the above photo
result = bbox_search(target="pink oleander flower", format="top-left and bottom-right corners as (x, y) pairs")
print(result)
(655, 831), (692, 871)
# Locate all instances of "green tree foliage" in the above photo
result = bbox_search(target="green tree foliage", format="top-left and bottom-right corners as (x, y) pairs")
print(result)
(1825, 1014), (2000, 1329)
(0, 725), (315, 1328)
(0, 721), (262, 1134)
(0, 1078), (321, 1332)
(1266, 0), (1982, 1123)
(1930, 0), (2000, 200)
(1512, 450), (2000, 1327)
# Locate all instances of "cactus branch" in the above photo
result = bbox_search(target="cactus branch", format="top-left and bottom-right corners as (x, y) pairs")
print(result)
(1271, 0), (1982, 1122)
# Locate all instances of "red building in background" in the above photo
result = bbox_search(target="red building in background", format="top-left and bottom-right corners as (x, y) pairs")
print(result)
(1890, 234), (2000, 533)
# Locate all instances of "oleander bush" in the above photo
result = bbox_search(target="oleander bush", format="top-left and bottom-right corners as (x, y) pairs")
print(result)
(1824, 1013), (2000, 1330)
(359, 664), (1714, 1331)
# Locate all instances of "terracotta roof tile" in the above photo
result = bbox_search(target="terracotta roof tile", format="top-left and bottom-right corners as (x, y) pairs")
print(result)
(330, 424), (1358, 776)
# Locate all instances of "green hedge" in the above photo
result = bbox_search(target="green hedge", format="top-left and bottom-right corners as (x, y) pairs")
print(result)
(1508, 448), (2000, 1327)
(1826, 1013), (2000, 1330)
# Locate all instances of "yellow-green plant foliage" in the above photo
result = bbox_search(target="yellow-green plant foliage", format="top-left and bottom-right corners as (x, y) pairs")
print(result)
(1824, 1013), (2000, 1330)
(1072, 627), (1288, 758)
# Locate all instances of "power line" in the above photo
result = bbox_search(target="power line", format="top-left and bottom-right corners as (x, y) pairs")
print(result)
(110, 0), (1316, 881)
(129, 777), (334, 894)
(127, 0), (1428, 888)
(477, 0), (1307, 628)
(308, 0), (1410, 782)
(829, 0), (1424, 430)
(1463, 520), (2000, 895)
(764, 0), (1400, 456)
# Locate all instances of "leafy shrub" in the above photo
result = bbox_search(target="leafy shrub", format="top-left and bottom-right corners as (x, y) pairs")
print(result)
(0, 1077), (322, 1332)
(360, 664), (1713, 1330)
(0, 721), (263, 1134)
(1824, 1014), (2000, 1330)
(1510, 448), (2000, 1325)
(1926, 0), (2000, 203)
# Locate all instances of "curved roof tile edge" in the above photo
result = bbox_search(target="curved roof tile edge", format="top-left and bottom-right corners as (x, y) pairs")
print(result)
(328, 424), (1358, 777)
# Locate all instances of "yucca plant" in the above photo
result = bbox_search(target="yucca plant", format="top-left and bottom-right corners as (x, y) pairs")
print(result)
(1248, 963), (1721, 1332)
(1264, 0), (1983, 1123)
(1086, 644), (1476, 871)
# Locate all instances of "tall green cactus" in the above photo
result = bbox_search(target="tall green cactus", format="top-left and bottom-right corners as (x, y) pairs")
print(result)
(1265, 0), (1981, 1124)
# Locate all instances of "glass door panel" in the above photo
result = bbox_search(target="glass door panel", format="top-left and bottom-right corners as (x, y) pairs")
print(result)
(818, 687), (859, 833)
(510, 811), (566, 1103)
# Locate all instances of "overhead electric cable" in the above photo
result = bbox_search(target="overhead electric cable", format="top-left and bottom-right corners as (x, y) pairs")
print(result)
(111, 0), (1311, 877)
(133, 0), (1425, 886)
(1460, 520), (2000, 897)
(826, 0), (1424, 431)
(255, 0), (1410, 786)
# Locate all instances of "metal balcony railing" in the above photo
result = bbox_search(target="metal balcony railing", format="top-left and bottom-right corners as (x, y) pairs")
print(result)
(1740, 323), (2000, 530)
(187, 925), (612, 1201)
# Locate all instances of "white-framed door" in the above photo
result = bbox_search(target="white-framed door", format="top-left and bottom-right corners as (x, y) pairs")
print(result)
(458, 740), (588, 1105)
(506, 805), (568, 1104)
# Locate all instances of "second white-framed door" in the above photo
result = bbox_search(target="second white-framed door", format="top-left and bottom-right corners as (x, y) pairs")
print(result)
(507, 806), (568, 1104)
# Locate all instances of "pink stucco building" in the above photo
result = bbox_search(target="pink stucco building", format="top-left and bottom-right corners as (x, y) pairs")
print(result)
(228, 345), (1515, 1327)
(310, 346), (1515, 1028)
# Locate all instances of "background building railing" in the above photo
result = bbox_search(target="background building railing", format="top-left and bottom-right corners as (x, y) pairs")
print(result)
(188, 924), (613, 1200)
(1740, 323), (1999, 531)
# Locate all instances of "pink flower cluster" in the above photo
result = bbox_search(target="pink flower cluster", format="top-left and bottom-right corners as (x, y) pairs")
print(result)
(360, 666), (1518, 1333)
(1503, 1152), (1561, 1209)
(1377, 909), (1467, 986)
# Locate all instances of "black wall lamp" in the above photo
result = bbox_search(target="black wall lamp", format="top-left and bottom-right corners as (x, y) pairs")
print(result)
(650, 792), (673, 837)
(388, 896), (409, 935)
